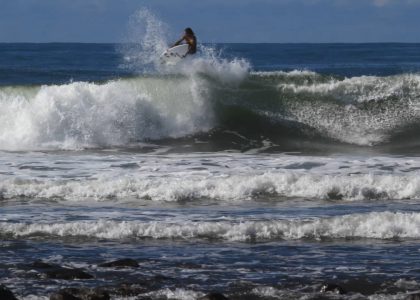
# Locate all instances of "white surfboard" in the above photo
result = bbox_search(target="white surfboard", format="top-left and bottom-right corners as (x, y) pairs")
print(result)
(160, 44), (189, 65)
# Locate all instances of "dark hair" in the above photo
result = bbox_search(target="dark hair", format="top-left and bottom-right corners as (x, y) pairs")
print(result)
(185, 28), (194, 35)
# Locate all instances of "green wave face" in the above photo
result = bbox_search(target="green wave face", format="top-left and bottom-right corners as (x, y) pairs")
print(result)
(0, 71), (419, 152)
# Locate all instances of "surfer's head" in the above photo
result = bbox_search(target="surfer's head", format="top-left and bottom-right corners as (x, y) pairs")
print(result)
(185, 28), (194, 36)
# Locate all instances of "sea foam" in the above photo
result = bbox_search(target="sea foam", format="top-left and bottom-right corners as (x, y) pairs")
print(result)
(0, 77), (212, 150)
(0, 169), (419, 202)
(1, 153), (420, 202)
(2, 211), (420, 241)
(276, 73), (420, 146)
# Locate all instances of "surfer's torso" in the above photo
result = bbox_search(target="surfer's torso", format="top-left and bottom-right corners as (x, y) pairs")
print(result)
(184, 34), (197, 54)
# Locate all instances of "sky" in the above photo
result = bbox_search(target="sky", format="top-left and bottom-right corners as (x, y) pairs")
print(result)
(0, 0), (419, 43)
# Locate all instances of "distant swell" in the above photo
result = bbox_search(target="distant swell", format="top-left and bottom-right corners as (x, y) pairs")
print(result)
(1, 212), (419, 241)
(1, 70), (420, 150)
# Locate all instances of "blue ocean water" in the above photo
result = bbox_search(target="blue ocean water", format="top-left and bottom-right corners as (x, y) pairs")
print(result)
(2, 43), (420, 86)
(1, 42), (420, 300)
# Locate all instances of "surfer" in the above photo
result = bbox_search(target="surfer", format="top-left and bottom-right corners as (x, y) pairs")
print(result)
(172, 28), (197, 55)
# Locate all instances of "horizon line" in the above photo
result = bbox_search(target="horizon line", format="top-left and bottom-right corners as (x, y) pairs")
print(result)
(1, 41), (420, 45)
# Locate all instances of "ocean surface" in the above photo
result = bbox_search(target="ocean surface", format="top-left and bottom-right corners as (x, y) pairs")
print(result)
(2, 41), (420, 300)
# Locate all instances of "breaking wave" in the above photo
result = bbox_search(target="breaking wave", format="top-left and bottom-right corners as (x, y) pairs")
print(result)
(1, 169), (420, 202)
(2, 211), (420, 242)
(1, 70), (420, 150)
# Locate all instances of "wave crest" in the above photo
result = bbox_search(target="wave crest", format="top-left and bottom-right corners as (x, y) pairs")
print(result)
(2, 212), (419, 241)
(0, 170), (419, 202)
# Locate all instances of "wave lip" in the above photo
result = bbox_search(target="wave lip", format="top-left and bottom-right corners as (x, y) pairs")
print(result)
(1, 212), (419, 242)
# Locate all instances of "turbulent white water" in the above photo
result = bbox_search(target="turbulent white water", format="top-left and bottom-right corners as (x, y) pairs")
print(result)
(0, 152), (419, 202)
(0, 60), (251, 151)
(1, 168), (420, 202)
(0, 77), (214, 150)
(2, 211), (420, 241)
(278, 73), (420, 146)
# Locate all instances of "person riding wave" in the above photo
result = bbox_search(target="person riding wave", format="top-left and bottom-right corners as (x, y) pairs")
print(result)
(172, 27), (197, 55)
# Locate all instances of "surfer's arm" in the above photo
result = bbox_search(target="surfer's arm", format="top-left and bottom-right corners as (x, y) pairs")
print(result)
(172, 36), (186, 47)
